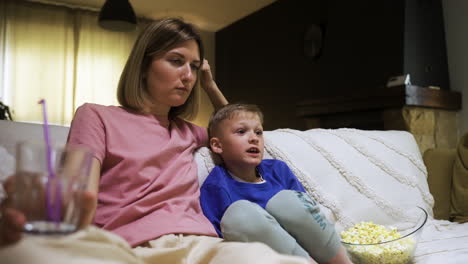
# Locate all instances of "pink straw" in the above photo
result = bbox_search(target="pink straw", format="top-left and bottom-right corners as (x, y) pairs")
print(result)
(38, 99), (61, 223)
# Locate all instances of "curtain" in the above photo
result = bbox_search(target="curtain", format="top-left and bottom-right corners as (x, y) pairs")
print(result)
(0, 1), (137, 125)
(0, 1), (6, 105)
(74, 11), (138, 113)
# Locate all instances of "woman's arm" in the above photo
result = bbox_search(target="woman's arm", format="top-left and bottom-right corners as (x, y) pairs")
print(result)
(200, 59), (228, 110)
(78, 158), (100, 228)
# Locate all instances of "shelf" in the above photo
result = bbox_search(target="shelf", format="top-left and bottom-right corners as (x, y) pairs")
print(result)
(296, 85), (461, 118)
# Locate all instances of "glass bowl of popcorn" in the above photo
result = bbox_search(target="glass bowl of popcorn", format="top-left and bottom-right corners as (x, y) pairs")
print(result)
(340, 206), (428, 264)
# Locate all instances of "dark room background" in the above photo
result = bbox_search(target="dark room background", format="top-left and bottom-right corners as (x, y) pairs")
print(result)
(215, 0), (449, 130)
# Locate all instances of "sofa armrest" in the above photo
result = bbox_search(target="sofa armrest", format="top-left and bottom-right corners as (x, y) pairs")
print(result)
(451, 132), (468, 223)
(423, 148), (456, 220)
(0, 120), (69, 157)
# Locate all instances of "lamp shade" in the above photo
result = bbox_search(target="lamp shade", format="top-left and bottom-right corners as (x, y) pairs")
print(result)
(98, 0), (137, 32)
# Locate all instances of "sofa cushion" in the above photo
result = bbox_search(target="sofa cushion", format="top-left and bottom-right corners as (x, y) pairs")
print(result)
(451, 132), (468, 223)
(423, 148), (456, 220)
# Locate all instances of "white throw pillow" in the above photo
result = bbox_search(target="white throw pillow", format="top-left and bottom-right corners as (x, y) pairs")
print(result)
(263, 128), (433, 232)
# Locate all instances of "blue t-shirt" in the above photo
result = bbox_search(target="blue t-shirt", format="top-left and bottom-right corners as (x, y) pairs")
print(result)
(200, 159), (306, 237)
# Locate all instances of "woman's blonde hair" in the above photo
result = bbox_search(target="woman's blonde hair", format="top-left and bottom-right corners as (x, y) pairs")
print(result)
(117, 18), (204, 120)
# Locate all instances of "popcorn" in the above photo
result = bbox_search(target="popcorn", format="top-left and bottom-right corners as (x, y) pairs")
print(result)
(340, 222), (416, 264)
(341, 222), (401, 244)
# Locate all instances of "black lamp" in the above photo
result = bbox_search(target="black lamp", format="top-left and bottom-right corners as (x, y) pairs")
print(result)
(98, 0), (137, 32)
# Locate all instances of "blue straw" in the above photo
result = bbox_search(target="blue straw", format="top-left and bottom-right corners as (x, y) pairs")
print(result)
(38, 99), (61, 223)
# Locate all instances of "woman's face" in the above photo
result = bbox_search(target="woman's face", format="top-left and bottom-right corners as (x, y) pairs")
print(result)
(145, 39), (201, 115)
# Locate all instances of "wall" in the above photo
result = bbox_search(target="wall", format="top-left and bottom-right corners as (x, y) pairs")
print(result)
(404, 0), (450, 89)
(215, 0), (451, 130)
(442, 0), (468, 136)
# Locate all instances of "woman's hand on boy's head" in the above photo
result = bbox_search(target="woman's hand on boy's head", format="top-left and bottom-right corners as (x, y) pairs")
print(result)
(199, 59), (228, 109)
(200, 59), (216, 92)
(200, 59), (212, 76)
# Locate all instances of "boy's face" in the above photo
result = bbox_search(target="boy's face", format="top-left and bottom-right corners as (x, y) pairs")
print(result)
(210, 112), (264, 169)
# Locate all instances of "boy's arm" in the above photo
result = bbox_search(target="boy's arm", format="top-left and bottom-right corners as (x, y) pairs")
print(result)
(200, 184), (232, 237)
(276, 160), (307, 192)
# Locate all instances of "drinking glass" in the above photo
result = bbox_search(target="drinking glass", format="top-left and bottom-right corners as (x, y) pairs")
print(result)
(13, 141), (92, 235)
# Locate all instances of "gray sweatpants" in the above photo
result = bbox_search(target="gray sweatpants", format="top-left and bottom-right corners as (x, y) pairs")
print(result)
(220, 190), (340, 263)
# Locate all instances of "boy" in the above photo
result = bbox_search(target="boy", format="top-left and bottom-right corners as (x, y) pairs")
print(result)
(200, 103), (352, 264)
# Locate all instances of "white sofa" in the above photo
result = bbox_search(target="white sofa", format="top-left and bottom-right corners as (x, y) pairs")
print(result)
(1, 120), (468, 263)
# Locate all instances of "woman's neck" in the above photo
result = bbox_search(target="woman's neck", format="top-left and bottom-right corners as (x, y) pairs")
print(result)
(147, 105), (171, 128)
(153, 114), (170, 128)
(150, 105), (170, 117)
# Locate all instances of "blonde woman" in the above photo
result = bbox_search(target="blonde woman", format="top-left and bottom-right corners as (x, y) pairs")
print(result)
(0, 18), (309, 264)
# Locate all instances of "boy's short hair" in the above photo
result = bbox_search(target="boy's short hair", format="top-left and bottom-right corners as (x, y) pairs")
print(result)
(208, 103), (264, 139)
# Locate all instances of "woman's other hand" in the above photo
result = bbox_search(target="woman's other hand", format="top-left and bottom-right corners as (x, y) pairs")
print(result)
(0, 177), (24, 247)
(0, 192), (96, 248)
(0, 160), (100, 248)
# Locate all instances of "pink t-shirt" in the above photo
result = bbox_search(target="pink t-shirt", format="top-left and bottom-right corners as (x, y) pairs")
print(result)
(68, 103), (217, 246)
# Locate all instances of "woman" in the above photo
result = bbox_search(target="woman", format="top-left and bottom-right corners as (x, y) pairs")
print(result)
(0, 18), (309, 264)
